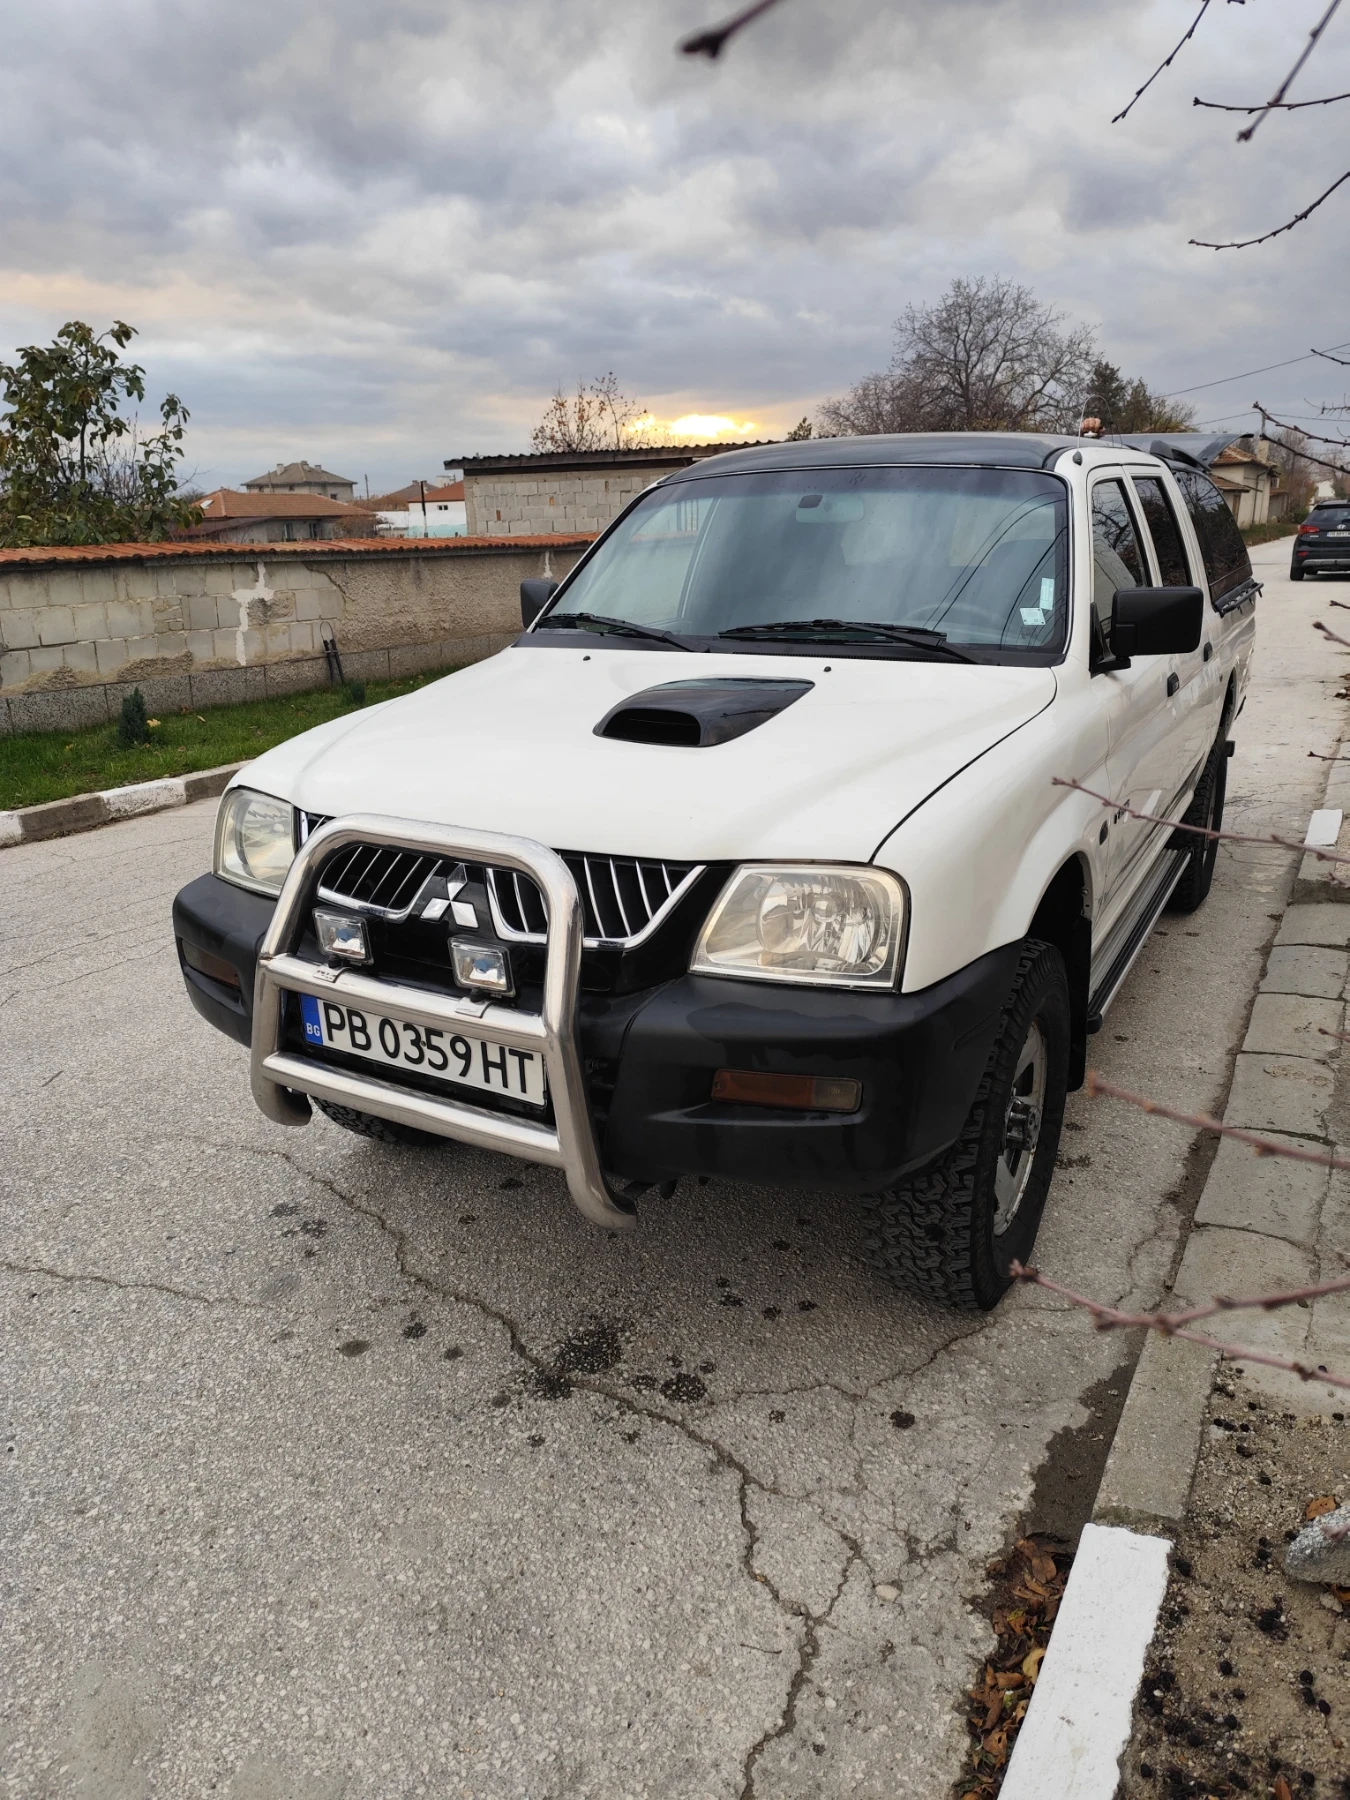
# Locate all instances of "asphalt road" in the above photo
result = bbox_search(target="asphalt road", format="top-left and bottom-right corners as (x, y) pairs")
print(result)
(2, 540), (1344, 1800)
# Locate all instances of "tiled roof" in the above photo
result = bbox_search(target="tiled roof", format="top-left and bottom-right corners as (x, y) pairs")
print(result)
(199, 489), (365, 518)
(367, 480), (464, 509)
(242, 460), (355, 488)
(0, 534), (595, 570)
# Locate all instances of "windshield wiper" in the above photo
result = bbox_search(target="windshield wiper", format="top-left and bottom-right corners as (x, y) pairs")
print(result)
(717, 619), (975, 661)
(539, 610), (690, 649)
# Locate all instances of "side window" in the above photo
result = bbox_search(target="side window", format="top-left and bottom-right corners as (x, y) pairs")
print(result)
(1131, 476), (1192, 588)
(1090, 479), (1147, 630)
(1175, 468), (1253, 605)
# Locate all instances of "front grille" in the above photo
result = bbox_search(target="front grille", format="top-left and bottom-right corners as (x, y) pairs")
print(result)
(490, 854), (700, 947)
(316, 843), (449, 919)
(303, 814), (701, 949)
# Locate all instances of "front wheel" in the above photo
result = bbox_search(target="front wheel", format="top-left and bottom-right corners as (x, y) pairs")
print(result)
(861, 940), (1070, 1312)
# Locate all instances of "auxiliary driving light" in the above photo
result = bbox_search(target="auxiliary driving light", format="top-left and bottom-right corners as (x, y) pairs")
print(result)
(314, 908), (370, 964)
(451, 938), (513, 996)
(711, 1069), (861, 1113)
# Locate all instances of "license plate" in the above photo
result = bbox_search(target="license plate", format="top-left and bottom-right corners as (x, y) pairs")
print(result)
(1330, 531), (1350, 538)
(298, 993), (546, 1105)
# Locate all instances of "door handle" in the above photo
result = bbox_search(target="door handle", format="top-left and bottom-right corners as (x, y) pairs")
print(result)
(1166, 672), (1180, 697)
(1202, 641), (1213, 662)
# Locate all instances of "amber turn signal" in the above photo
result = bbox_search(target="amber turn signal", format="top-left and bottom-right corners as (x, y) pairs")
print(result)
(180, 939), (241, 991)
(711, 1069), (861, 1113)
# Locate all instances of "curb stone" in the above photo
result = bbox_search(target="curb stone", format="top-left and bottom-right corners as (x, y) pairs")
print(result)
(1001, 753), (1350, 1797)
(999, 1523), (1172, 1800)
(0, 761), (247, 848)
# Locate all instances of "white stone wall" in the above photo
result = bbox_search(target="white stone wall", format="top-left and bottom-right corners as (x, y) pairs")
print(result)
(0, 557), (339, 694)
(0, 539), (587, 731)
(464, 465), (688, 537)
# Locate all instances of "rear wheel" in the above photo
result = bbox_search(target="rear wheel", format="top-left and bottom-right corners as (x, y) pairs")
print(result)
(861, 940), (1070, 1312)
(1167, 733), (1227, 915)
(1290, 567), (1305, 581)
(312, 1097), (450, 1148)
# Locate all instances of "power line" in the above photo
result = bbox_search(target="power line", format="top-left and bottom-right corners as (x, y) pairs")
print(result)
(1165, 340), (1350, 396)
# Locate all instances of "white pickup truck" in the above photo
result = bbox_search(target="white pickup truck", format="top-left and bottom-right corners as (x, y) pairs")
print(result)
(173, 432), (1256, 1310)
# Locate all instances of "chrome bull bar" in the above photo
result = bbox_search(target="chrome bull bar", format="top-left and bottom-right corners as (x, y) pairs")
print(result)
(249, 814), (636, 1230)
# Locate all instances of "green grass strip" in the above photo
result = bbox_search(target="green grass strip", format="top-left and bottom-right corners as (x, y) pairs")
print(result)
(1, 666), (461, 811)
(1240, 521), (1298, 547)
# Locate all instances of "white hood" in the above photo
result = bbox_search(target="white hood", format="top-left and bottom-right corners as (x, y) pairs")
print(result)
(241, 646), (1055, 863)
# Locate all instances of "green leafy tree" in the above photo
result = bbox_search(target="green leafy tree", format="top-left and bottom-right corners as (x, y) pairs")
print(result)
(1081, 359), (1195, 434)
(0, 320), (200, 547)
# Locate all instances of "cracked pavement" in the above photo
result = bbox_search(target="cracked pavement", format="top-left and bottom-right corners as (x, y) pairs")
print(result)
(1, 543), (1343, 1799)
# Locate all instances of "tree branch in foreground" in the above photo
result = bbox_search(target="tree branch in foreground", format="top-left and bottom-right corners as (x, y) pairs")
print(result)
(1194, 90), (1350, 114)
(1083, 1071), (1350, 1175)
(1254, 409), (1350, 456)
(1009, 1259), (1350, 1395)
(1254, 420), (1350, 479)
(1112, 0), (1214, 124)
(1233, 0), (1343, 143)
(1190, 168), (1350, 249)
(1313, 347), (1350, 370)
(1051, 777), (1350, 869)
(679, 0), (787, 58)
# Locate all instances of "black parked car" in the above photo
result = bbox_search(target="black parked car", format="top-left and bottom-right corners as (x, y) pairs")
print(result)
(1291, 500), (1350, 579)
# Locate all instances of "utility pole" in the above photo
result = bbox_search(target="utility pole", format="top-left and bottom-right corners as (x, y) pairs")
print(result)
(418, 479), (428, 538)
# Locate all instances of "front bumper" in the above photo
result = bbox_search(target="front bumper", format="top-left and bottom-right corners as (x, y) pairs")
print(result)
(173, 821), (1019, 1213)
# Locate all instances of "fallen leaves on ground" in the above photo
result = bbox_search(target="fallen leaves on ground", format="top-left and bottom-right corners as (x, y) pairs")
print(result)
(961, 1535), (1071, 1796)
(1303, 1494), (1339, 1521)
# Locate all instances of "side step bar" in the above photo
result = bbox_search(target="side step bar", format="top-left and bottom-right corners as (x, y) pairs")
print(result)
(1086, 847), (1188, 1031)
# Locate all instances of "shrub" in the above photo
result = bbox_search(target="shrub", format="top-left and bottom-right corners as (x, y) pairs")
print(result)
(116, 687), (150, 746)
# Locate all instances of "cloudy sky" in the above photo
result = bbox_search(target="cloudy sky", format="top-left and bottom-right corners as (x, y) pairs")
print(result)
(3, 0), (1348, 493)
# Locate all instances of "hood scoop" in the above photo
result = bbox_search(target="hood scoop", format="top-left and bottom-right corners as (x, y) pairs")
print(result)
(595, 678), (813, 748)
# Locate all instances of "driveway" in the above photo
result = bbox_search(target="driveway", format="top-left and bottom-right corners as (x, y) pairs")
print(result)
(1, 540), (1341, 1799)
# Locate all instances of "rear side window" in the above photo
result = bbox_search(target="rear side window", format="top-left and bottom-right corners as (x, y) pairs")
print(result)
(1175, 468), (1253, 604)
(1131, 476), (1191, 587)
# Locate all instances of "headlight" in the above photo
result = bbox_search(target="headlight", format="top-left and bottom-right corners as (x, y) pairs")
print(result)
(691, 865), (906, 990)
(214, 787), (297, 895)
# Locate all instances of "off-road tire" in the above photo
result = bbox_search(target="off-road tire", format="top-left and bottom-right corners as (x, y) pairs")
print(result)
(861, 939), (1070, 1312)
(312, 1097), (449, 1148)
(1167, 731), (1227, 915)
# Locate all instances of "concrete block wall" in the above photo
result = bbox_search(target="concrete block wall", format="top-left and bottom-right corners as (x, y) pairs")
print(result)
(464, 466), (688, 537)
(0, 538), (588, 736)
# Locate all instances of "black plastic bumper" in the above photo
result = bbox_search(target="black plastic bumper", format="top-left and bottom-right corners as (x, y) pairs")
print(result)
(174, 872), (1019, 1193)
(172, 873), (276, 1047)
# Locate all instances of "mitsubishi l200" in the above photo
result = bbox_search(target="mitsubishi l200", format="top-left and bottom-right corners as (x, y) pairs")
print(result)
(173, 434), (1256, 1310)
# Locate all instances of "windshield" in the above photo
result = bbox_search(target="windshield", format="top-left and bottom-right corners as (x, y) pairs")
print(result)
(544, 465), (1069, 656)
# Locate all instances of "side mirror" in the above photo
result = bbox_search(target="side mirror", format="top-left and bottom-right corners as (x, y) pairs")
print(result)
(1110, 586), (1203, 662)
(520, 578), (558, 628)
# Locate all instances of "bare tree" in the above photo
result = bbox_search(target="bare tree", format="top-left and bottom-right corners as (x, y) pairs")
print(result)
(1263, 424), (1321, 516)
(531, 373), (645, 453)
(818, 277), (1096, 437)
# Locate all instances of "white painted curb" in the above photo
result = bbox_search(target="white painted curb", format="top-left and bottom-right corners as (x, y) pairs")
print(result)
(103, 776), (189, 819)
(998, 1523), (1171, 1800)
(0, 761), (247, 847)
